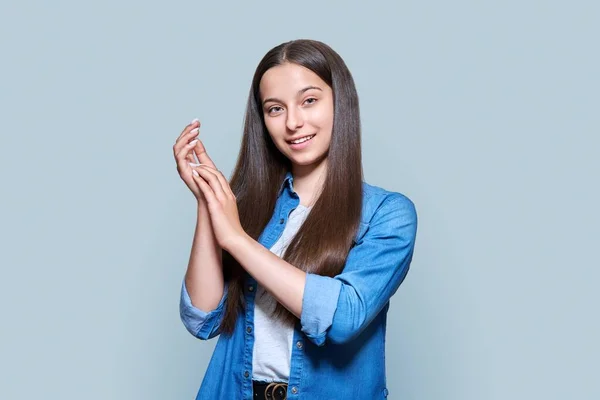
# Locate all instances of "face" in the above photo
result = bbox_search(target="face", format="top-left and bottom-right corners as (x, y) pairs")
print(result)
(259, 63), (334, 172)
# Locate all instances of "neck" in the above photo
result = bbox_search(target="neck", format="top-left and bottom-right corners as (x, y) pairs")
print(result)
(291, 158), (327, 207)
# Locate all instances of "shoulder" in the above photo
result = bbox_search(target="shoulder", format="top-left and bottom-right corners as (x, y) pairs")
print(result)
(360, 181), (417, 223)
(354, 181), (417, 243)
(351, 181), (417, 244)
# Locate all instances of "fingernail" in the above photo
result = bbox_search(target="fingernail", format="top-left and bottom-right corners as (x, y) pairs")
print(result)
(192, 170), (199, 177)
(190, 128), (199, 134)
(189, 162), (201, 167)
(189, 139), (198, 146)
(191, 118), (199, 124)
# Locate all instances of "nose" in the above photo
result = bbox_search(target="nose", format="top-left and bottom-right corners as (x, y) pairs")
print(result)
(286, 107), (304, 131)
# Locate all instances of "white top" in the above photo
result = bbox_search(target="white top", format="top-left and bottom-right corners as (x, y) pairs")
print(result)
(252, 204), (312, 382)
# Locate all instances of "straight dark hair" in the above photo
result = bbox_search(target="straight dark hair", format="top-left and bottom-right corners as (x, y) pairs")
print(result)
(220, 39), (363, 334)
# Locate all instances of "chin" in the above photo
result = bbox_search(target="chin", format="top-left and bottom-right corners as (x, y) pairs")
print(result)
(290, 153), (327, 166)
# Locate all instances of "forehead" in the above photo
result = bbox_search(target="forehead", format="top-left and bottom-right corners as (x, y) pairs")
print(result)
(259, 63), (329, 98)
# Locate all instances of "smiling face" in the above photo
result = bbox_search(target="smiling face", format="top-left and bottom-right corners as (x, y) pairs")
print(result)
(259, 62), (334, 174)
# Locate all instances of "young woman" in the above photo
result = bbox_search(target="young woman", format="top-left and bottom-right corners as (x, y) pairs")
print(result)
(173, 39), (418, 400)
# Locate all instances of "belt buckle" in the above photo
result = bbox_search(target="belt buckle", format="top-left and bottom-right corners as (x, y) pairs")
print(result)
(265, 382), (288, 400)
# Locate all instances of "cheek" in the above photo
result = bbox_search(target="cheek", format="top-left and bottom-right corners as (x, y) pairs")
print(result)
(313, 104), (334, 132)
(264, 118), (283, 141)
(263, 117), (275, 134)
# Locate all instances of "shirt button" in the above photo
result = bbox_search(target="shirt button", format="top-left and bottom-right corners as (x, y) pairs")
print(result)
(296, 341), (303, 349)
(244, 370), (249, 378)
(279, 218), (284, 224)
(291, 386), (298, 394)
(246, 326), (252, 333)
(248, 285), (254, 292)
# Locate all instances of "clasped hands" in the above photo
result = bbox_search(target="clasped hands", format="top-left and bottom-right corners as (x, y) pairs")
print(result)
(173, 118), (248, 251)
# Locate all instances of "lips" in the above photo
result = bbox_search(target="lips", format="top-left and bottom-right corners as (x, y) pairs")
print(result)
(287, 134), (316, 151)
(287, 134), (316, 144)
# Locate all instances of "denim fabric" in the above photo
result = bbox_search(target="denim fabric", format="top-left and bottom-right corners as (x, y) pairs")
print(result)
(180, 171), (418, 399)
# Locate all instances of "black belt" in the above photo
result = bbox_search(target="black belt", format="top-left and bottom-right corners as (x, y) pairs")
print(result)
(252, 380), (288, 400)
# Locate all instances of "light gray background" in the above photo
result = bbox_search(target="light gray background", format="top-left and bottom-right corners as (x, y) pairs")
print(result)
(1, 0), (598, 399)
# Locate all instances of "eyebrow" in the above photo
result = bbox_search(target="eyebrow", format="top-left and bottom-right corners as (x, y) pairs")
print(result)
(262, 86), (323, 106)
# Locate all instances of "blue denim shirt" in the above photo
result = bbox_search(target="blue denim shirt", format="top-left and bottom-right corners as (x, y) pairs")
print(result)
(180, 171), (418, 399)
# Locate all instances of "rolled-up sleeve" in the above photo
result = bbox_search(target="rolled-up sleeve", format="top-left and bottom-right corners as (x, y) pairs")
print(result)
(300, 193), (417, 346)
(179, 279), (228, 340)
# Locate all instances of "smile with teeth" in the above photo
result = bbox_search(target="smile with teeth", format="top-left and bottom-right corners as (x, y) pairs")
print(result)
(289, 135), (315, 144)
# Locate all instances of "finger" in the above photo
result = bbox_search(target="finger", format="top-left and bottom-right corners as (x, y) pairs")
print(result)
(173, 127), (199, 159)
(186, 150), (196, 164)
(175, 140), (199, 173)
(187, 133), (202, 164)
(173, 120), (200, 162)
(192, 140), (217, 169)
(194, 166), (228, 202)
(176, 118), (200, 141)
(175, 139), (198, 160)
(196, 165), (235, 198)
(191, 149), (200, 164)
(178, 121), (216, 168)
(192, 172), (218, 207)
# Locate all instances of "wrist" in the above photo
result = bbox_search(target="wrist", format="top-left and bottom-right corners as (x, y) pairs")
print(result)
(223, 231), (250, 254)
(197, 199), (208, 211)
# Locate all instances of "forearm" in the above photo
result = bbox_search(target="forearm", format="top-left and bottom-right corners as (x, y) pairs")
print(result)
(184, 202), (225, 312)
(226, 234), (305, 318)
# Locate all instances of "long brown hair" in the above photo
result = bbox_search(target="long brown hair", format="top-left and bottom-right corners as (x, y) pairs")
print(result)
(220, 39), (363, 334)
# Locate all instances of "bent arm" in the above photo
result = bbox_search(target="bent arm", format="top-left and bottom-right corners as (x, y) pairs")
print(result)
(225, 234), (306, 318)
(300, 194), (418, 345)
(180, 279), (228, 340)
(179, 203), (226, 339)
(225, 193), (417, 347)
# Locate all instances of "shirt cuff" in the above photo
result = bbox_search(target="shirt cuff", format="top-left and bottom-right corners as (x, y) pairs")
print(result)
(300, 273), (342, 346)
(179, 279), (228, 339)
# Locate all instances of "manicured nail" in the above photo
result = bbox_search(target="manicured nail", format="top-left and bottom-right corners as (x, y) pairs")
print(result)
(190, 128), (199, 135)
(189, 139), (198, 146)
(189, 162), (201, 167)
(191, 118), (199, 124)
(192, 170), (199, 177)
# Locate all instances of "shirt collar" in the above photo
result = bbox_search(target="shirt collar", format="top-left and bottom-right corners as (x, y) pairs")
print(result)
(278, 170), (294, 196)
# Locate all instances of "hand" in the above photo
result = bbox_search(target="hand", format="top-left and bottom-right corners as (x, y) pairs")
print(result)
(190, 163), (248, 250)
(173, 119), (218, 204)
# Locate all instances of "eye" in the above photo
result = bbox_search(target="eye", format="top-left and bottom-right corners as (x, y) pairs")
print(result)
(304, 97), (317, 105)
(267, 105), (283, 115)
